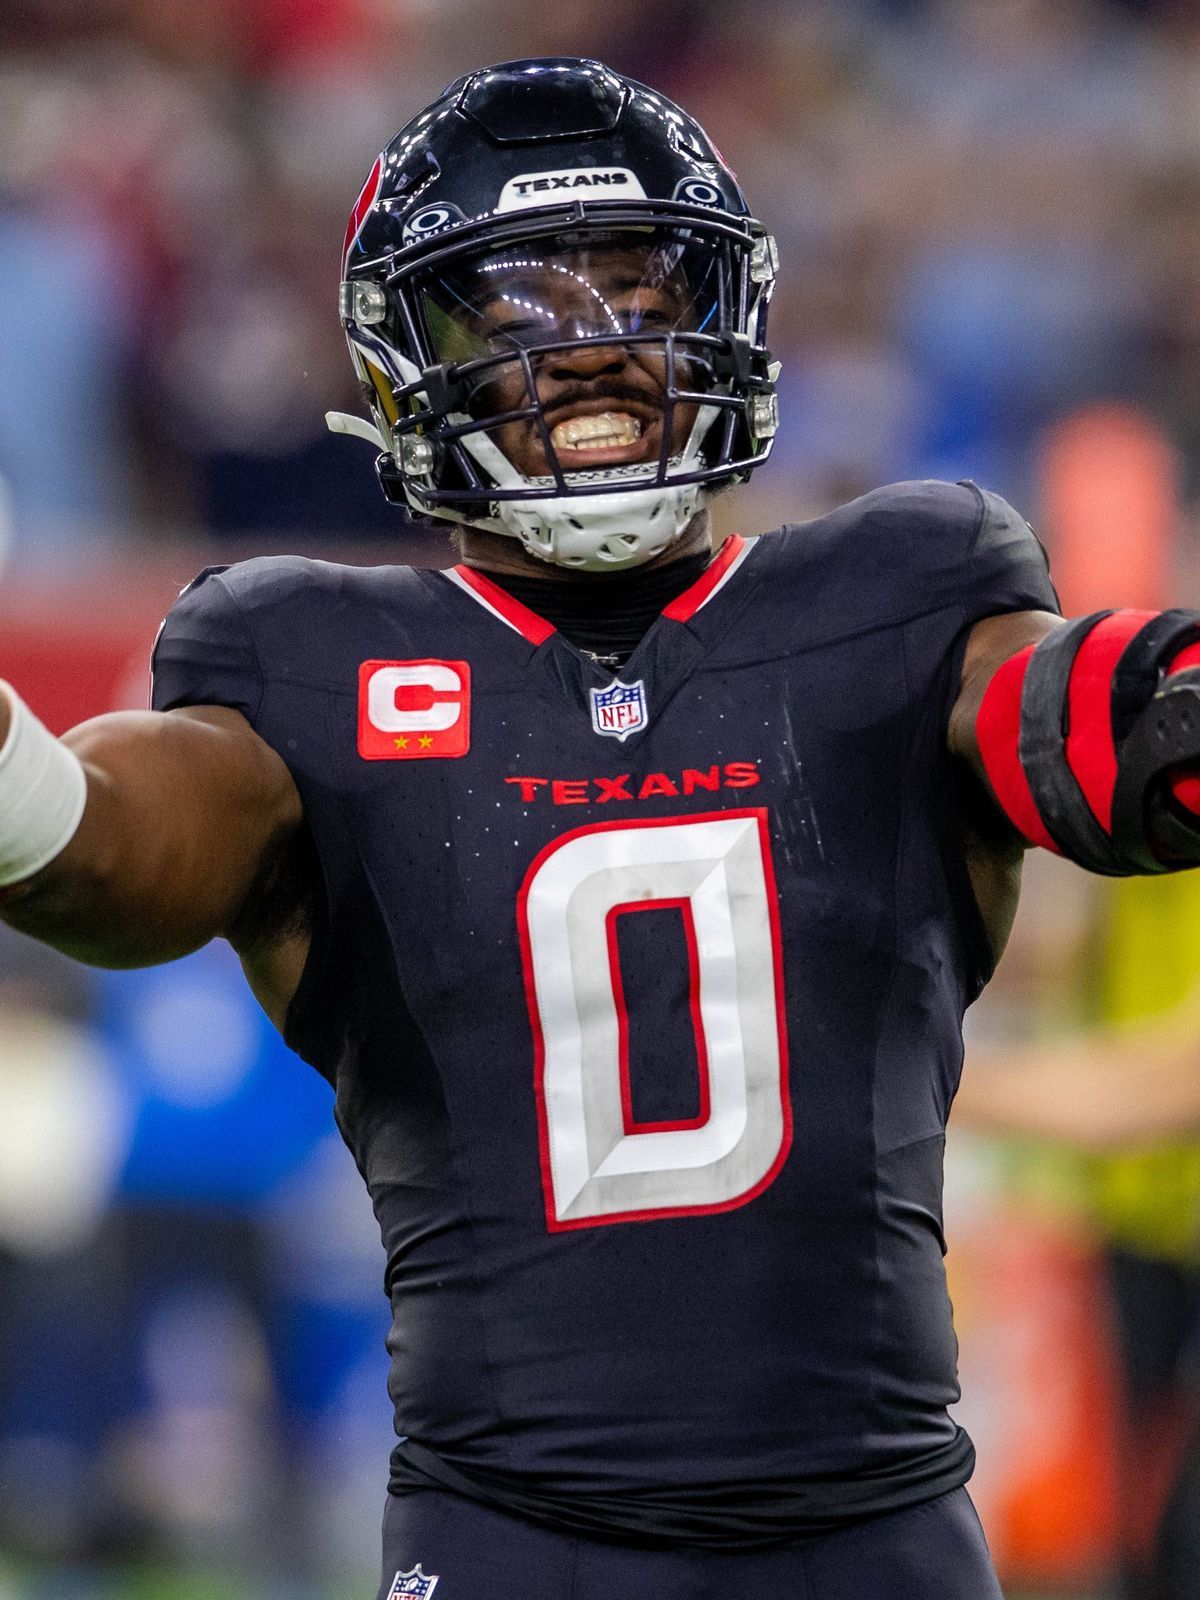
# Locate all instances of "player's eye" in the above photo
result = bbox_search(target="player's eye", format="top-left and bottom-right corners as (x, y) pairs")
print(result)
(624, 307), (674, 332)
(489, 319), (554, 350)
(612, 285), (697, 336)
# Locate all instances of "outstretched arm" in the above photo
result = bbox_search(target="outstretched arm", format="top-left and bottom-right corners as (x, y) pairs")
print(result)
(948, 609), (1065, 805)
(0, 688), (305, 1011)
(949, 606), (1200, 873)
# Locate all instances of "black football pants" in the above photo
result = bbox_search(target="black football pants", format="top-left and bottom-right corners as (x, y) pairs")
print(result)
(377, 1485), (1003, 1599)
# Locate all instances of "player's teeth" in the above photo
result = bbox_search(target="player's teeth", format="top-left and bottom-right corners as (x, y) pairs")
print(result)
(551, 412), (642, 451)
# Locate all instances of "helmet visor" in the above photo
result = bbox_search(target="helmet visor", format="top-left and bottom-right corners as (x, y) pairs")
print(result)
(413, 225), (729, 367)
(405, 225), (736, 490)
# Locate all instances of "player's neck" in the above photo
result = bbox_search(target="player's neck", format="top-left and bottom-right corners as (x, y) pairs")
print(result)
(453, 511), (714, 583)
(467, 538), (716, 670)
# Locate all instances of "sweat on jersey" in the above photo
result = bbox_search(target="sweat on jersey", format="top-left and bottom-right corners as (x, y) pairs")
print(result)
(151, 479), (1059, 1548)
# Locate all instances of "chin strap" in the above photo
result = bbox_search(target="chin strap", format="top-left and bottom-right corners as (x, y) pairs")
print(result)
(499, 480), (703, 571)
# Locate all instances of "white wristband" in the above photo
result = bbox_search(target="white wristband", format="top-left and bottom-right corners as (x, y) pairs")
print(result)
(0, 682), (88, 887)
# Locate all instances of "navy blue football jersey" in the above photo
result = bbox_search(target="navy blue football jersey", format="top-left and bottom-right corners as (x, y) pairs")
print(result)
(152, 479), (1058, 1547)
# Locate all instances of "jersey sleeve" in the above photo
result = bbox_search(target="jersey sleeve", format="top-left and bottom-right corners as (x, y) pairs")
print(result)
(766, 479), (1059, 648)
(842, 478), (1059, 628)
(945, 481), (1059, 624)
(150, 567), (264, 723)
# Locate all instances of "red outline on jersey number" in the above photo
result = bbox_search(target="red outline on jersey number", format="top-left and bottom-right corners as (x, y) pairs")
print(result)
(517, 807), (792, 1231)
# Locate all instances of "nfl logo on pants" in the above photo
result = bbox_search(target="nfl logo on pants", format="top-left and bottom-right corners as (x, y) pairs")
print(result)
(590, 678), (648, 741)
(387, 1567), (439, 1598)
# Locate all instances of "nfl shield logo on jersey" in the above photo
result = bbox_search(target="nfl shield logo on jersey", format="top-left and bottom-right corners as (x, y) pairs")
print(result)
(387, 1566), (439, 1598)
(589, 678), (648, 741)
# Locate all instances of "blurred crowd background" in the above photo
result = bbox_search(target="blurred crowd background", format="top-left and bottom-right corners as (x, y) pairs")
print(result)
(9, 0), (1200, 564)
(8, 0), (1200, 1596)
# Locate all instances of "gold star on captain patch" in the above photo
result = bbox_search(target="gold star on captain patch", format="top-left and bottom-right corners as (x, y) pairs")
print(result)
(418, 734), (434, 749)
(394, 736), (409, 750)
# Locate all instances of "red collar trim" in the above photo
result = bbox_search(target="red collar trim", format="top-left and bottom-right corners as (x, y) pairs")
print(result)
(449, 564), (557, 646)
(449, 534), (748, 644)
(661, 535), (747, 623)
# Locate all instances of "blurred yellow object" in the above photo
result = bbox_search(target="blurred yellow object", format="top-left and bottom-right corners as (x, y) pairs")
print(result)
(1081, 872), (1200, 1260)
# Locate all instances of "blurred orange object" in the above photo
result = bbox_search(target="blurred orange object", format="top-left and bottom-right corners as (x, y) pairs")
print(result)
(1039, 403), (1179, 616)
(953, 1204), (1120, 1590)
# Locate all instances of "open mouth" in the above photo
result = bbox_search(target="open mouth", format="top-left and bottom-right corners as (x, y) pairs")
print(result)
(551, 411), (642, 452)
(543, 407), (662, 470)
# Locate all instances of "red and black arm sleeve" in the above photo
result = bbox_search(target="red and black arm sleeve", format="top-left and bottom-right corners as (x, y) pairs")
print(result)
(975, 608), (1200, 874)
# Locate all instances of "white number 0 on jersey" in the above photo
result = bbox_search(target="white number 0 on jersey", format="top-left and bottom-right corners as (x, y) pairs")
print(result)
(518, 810), (792, 1229)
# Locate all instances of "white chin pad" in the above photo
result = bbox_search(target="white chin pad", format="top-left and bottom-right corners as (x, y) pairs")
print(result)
(498, 481), (703, 571)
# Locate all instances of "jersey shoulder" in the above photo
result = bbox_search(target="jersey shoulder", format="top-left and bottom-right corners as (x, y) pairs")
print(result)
(150, 555), (429, 718)
(187, 553), (427, 619)
(758, 479), (1059, 648)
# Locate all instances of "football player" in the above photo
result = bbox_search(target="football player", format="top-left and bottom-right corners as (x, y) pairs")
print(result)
(4, 56), (1200, 1599)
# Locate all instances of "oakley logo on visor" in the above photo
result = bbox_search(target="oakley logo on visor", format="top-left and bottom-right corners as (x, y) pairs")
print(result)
(402, 203), (466, 242)
(496, 167), (647, 213)
(675, 178), (724, 207)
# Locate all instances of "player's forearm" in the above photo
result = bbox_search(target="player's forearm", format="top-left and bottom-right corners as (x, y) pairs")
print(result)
(957, 608), (1200, 874)
(0, 693), (302, 968)
(3, 751), (206, 967)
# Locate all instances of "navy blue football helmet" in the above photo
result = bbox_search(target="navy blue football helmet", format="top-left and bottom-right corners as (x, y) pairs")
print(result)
(330, 57), (779, 570)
